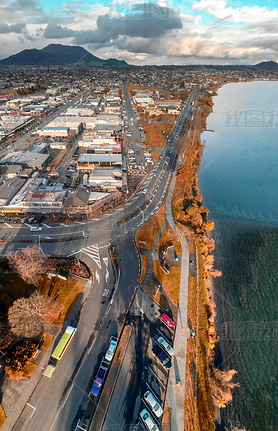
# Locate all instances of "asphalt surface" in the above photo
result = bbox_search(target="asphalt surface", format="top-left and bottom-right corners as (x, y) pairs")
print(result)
(0, 90), (198, 431)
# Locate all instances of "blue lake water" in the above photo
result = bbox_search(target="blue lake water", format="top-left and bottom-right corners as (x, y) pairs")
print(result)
(199, 81), (278, 431)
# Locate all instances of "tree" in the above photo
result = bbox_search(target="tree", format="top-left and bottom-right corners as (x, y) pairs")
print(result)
(8, 291), (49, 338)
(7, 245), (47, 285)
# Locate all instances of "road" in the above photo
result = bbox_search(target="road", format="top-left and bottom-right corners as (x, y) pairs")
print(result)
(0, 91), (198, 431)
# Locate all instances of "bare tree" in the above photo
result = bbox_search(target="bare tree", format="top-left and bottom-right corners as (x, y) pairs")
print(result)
(7, 245), (47, 285)
(8, 291), (50, 338)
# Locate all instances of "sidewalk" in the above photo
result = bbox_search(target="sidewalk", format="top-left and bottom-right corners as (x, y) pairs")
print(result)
(165, 169), (190, 431)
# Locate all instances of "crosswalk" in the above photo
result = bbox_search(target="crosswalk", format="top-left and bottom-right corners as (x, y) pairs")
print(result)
(81, 244), (101, 268)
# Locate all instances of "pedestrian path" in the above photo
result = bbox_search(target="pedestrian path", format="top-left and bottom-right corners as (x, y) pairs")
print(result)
(165, 169), (190, 431)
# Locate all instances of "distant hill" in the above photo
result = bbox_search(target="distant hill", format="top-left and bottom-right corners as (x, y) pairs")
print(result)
(0, 44), (129, 68)
(254, 60), (278, 69)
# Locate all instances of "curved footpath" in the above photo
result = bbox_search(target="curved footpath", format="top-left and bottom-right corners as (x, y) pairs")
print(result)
(165, 161), (190, 431)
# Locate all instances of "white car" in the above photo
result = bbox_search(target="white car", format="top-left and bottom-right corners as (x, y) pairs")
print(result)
(105, 336), (118, 362)
(139, 409), (159, 431)
(144, 390), (163, 418)
(156, 336), (174, 356)
(30, 226), (42, 231)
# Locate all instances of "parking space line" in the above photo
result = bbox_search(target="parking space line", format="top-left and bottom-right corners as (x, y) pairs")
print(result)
(4, 223), (13, 228)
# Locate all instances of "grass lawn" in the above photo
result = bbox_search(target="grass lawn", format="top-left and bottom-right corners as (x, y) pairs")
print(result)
(153, 260), (181, 307)
(140, 256), (149, 283)
(38, 275), (83, 325)
(158, 224), (182, 255)
(136, 202), (166, 249)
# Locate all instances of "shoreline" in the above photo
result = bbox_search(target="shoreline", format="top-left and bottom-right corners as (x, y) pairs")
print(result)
(172, 82), (238, 430)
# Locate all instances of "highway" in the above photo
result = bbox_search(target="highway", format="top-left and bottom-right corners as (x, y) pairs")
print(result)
(0, 90), (197, 431)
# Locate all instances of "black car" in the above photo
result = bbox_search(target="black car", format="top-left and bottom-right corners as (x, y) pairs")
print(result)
(156, 349), (172, 370)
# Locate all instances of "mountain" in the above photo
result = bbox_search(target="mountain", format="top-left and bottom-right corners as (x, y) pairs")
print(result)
(0, 44), (129, 67)
(254, 60), (278, 69)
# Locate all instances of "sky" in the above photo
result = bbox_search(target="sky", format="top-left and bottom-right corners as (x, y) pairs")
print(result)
(0, 0), (277, 65)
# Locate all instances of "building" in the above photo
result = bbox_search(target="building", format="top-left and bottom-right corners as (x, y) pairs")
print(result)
(77, 154), (122, 170)
(20, 187), (66, 209)
(37, 126), (70, 138)
(0, 165), (22, 179)
(0, 151), (49, 169)
(0, 177), (26, 205)
(87, 167), (122, 190)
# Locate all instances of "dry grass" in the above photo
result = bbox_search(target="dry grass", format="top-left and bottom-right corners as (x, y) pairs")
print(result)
(153, 260), (180, 307)
(0, 405), (6, 429)
(139, 119), (173, 147)
(158, 224), (182, 255)
(136, 202), (166, 249)
(38, 275), (83, 325)
(162, 406), (171, 429)
(140, 256), (149, 283)
(41, 332), (54, 350)
(151, 150), (160, 163)
(21, 361), (37, 379)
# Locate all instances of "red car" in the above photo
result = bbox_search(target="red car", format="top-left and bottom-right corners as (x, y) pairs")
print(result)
(160, 313), (175, 327)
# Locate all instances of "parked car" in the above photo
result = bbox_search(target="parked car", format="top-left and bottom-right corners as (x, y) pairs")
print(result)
(156, 350), (172, 370)
(105, 336), (118, 362)
(160, 313), (175, 328)
(139, 409), (159, 431)
(156, 336), (174, 356)
(90, 359), (109, 397)
(144, 390), (163, 418)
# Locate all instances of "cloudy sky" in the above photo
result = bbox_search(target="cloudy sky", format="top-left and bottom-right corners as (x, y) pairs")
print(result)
(0, 0), (277, 65)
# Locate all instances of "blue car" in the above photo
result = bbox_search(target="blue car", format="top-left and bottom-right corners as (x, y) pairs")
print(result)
(90, 360), (109, 396)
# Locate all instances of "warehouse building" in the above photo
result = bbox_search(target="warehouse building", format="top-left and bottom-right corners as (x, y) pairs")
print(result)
(77, 154), (122, 170)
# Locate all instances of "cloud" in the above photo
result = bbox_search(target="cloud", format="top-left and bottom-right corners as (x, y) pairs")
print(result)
(192, 0), (278, 23)
(0, 22), (26, 34)
(43, 2), (183, 44)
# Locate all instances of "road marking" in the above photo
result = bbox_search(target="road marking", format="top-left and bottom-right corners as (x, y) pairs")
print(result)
(61, 385), (73, 410)
(25, 223), (32, 228)
(42, 223), (51, 228)
(26, 403), (36, 418)
(4, 223), (13, 228)
(95, 270), (100, 283)
(103, 257), (108, 267)
(76, 221), (85, 224)
(105, 267), (109, 283)
(82, 244), (101, 268)
(60, 223), (67, 227)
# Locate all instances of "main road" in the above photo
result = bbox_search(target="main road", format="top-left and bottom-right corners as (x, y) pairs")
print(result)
(0, 91), (197, 431)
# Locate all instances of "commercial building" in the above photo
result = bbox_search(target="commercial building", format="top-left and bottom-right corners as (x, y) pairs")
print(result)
(37, 126), (70, 138)
(87, 167), (123, 190)
(77, 154), (122, 169)
(0, 177), (26, 205)
(0, 151), (49, 169)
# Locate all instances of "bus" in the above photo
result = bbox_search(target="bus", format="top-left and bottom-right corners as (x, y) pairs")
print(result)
(51, 326), (77, 360)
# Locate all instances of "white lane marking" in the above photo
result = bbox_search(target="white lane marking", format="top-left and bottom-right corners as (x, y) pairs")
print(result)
(95, 270), (100, 283)
(60, 223), (67, 227)
(4, 223), (13, 228)
(82, 244), (101, 268)
(42, 223), (51, 228)
(26, 403), (36, 418)
(76, 221), (85, 224)
(103, 257), (108, 267)
(25, 223), (32, 228)
(105, 267), (109, 283)
(62, 385), (73, 410)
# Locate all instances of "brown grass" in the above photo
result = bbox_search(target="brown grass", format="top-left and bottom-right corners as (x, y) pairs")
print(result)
(136, 202), (166, 249)
(140, 256), (149, 283)
(153, 261), (180, 307)
(41, 332), (54, 350)
(0, 405), (6, 429)
(38, 275), (83, 325)
(151, 150), (160, 163)
(138, 119), (173, 147)
(158, 224), (182, 255)
(162, 406), (171, 429)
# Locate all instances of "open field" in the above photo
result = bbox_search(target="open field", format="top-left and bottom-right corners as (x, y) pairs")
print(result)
(153, 260), (180, 307)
